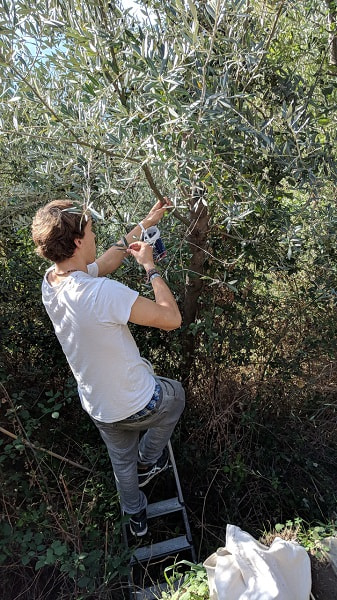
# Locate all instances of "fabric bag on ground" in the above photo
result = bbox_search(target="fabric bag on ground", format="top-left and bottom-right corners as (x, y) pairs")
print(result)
(203, 523), (311, 600)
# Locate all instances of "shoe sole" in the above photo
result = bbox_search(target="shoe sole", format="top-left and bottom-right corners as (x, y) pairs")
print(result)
(138, 461), (169, 488)
(129, 524), (148, 537)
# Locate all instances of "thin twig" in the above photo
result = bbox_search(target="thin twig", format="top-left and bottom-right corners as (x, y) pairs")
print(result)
(0, 129), (140, 164)
(0, 426), (92, 473)
(198, 468), (220, 562)
(198, 0), (223, 115)
(243, 1), (287, 92)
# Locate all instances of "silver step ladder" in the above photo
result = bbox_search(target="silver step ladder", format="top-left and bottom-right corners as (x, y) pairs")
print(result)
(122, 440), (196, 600)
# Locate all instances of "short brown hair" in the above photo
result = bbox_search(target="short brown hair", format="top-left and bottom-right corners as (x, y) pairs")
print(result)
(32, 199), (87, 263)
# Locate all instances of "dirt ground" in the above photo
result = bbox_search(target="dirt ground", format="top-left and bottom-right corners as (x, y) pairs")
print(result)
(311, 555), (337, 600)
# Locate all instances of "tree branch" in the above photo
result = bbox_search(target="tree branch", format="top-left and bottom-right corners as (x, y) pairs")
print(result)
(6, 62), (189, 226)
(142, 164), (190, 226)
(326, 0), (337, 68)
(0, 426), (92, 472)
(244, 0), (287, 91)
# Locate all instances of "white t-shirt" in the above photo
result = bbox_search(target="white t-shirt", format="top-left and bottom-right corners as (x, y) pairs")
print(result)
(42, 263), (156, 422)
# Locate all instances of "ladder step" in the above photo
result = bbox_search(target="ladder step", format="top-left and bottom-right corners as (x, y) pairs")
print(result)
(147, 497), (183, 518)
(131, 535), (192, 564)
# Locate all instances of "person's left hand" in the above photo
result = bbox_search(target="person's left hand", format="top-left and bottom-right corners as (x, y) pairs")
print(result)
(127, 241), (155, 270)
(142, 197), (173, 228)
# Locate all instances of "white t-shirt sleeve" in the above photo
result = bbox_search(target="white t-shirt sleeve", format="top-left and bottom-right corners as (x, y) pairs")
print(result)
(88, 262), (99, 277)
(95, 278), (139, 325)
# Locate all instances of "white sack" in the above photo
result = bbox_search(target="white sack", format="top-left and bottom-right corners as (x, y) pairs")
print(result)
(203, 524), (311, 600)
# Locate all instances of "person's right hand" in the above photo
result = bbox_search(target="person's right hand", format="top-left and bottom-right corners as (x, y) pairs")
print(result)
(127, 241), (155, 271)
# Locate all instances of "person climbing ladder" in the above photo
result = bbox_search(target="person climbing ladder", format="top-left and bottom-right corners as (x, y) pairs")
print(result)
(32, 197), (185, 537)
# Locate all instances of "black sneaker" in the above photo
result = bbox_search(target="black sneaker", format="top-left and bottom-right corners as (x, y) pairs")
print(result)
(138, 447), (169, 488)
(129, 509), (148, 537)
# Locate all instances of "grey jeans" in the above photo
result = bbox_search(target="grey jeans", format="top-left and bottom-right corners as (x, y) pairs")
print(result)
(91, 376), (185, 515)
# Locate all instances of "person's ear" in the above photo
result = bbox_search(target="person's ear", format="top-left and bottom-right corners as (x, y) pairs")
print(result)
(74, 237), (82, 249)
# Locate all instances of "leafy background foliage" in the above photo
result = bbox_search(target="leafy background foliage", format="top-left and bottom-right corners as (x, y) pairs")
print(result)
(1, 0), (336, 597)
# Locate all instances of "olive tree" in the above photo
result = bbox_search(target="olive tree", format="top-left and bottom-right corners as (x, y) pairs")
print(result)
(1, 0), (336, 375)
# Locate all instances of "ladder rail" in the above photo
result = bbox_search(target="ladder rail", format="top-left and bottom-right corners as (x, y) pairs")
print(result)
(122, 440), (196, 599)
(167, 441), (196, 562)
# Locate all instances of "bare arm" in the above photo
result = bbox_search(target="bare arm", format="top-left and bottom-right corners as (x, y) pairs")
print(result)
(127, 242), (182, 331)
(96, 198), (173, 276)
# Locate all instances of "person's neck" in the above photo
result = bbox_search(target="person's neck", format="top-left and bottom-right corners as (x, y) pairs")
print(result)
(53, 261), (87, 276)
